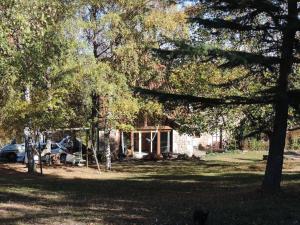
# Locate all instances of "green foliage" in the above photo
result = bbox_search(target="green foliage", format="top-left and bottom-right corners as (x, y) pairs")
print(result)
(61, 54), (139, 131)
(289, 138), (300, 151)
(246, 138), (269, 152)
(168, 59), (273, 139)
(138, 100), (163, 118)
(157, 2), (299, 145)
(72, 1), (188, 132)
(78, 0), (188, 86)
(0, 0), (76, 135)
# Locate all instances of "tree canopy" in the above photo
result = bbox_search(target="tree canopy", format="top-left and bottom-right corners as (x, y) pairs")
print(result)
(135, 0), (300, 191)
(0, 0), (299, 190)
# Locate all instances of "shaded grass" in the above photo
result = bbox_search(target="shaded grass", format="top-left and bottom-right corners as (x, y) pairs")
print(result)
(0, 151), (300, 225)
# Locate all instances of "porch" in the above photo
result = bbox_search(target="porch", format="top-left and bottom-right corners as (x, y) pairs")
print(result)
(120, 126), (172, 159)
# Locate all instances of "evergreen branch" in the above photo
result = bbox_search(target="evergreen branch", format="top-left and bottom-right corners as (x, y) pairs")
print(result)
(134, 87), (300, 109)
(204, 0), (281, 13)
(133, 87), (275, 108)
(155, 43), (280, 68)
(189, 18), (277, 32)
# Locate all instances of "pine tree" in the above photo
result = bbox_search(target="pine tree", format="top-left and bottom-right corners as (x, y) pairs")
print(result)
(138, 0), (299, 191)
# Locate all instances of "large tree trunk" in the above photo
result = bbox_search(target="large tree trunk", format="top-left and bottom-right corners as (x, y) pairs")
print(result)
(263, 100), (289, 191)
(262, 0), (297, 191)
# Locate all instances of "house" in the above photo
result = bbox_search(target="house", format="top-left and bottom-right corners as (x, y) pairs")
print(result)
(99, 116), (227, 159)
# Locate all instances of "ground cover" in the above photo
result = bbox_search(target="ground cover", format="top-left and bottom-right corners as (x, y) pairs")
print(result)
(0, 151), (299, 225)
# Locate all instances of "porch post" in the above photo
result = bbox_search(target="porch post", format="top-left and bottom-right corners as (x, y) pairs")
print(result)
(139, 131), (142, 156)
(167, 131), (170, 153)
(121, 132), (124, 154)
(150, 132), (153, 153)
(157, 130), (161, 156)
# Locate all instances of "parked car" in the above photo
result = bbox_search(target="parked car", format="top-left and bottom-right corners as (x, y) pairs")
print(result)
(58, 136), (73, 150)
(4, 136), (85, 166)
(47, 142), (69, 163)
(0, 143), (25, 162)
(40, 142), (83, 165)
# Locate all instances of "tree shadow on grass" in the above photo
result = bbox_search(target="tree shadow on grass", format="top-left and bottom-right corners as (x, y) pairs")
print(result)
(113, 160), (249, 175)
(0, 163), (300, 225)
(235, 158), (263, 162)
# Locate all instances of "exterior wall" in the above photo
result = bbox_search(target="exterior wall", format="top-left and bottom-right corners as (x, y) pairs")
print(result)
(173, 130), (198, 157)
(172, 130), (230, 156)
(99, 128), (228, 158)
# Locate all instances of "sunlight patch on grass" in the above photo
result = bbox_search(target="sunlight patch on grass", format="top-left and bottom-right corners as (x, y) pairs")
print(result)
(204, 150), (268, 162)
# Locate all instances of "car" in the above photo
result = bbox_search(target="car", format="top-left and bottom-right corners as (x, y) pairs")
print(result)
(40, 142), (83, 165)
(50, 142), (85, 165)
(18, 142), (68, 164)
(58, 136), (73, 150)
(9, 136), (85, 166)
(16, 151), (27, 163)
(48, 142), (69, 163)
(0, 143), (25, 162)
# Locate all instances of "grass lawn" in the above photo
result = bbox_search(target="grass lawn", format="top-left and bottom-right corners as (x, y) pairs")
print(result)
(0, 151), (300, 225)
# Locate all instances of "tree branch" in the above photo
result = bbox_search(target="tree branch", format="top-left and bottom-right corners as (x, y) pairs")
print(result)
(189, 18), (277, 32)
(155, 43), (280, 69)
(133, 87), (275, 108)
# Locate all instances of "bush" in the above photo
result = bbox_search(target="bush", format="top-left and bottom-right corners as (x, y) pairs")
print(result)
(246, 139), (268, 151)
(290, 138), (300, 150)
(176, 153), (190, 160)
(143, 153), (163, 161)
(162, 152), (173, 160)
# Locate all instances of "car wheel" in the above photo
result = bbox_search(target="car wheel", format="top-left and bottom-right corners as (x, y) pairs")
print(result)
(7, 153), (17, 162)
(60, 154), (67, 164)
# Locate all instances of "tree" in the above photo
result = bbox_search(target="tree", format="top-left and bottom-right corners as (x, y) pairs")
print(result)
(68, 58), (139, 170)
(167, 59), (277, 149)
(77, 0), (187, 169)
(137, 0), (299, 191)
(0, 0), (75, 173)
(192, 0), (299, 191)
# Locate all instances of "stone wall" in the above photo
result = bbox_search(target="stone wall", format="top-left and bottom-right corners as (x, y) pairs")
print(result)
(172, 130), (229, 156)
(172, 130), (201, 157)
